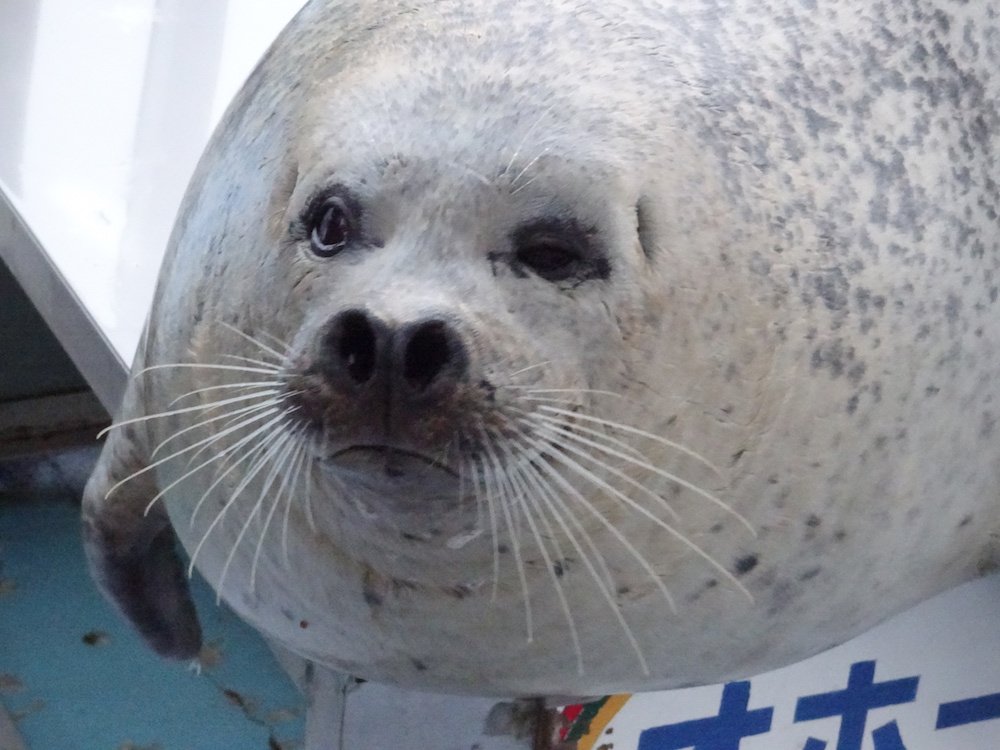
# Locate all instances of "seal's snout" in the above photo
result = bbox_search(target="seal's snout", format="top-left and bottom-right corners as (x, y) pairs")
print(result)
(317, 308), (468, 399)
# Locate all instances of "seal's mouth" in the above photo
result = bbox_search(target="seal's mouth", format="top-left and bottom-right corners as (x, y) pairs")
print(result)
(319, 444), (466, 515)
(326, 444), (458, 479)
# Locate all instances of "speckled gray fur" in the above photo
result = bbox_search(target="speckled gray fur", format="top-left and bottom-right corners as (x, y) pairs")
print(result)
(84, 0), (1000, 697)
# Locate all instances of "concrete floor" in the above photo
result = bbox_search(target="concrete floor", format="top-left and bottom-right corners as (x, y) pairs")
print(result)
(0, 444), (307, 749)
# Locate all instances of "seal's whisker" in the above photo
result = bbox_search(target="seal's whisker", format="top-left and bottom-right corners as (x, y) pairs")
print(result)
(220, 426), (298, 597)
(509, 147), (550, 192)
(512, 431), (654, 674)
(475, 441), (506, 603)
(182, 396), (292, 468)
(522, 415), (681, 522)
(97, 390), (279, 440)
(502, 103), (556, 178)
(510, 387), (625, 399)
(509, 171), (545, 196)
(304, 434), (321, 533)
(509, 430), (617, 595)
(107, 404), (280, 502)
(479, 423), (534, 642)
(535, 404), (723, 476)
(189, 413), (293, 583)
(219, 321), (288, 362)
(505, 360), (553, 381)
(494, 430), (584, 675)
(511, 403), (647, 462)
(535, 426), (753, 603)
(456, 447), (468, 512)
(168, 380), (285, 407)
(257, 425), (307, 583)
(135, 362), (281, 378)
(153, 396), (284, 458)
(182, 401), (287, 473)
(221, 353), (286, 372)
(518, 430), (678, 612)
(254, 329), (294, 357)
(509, 430), (652, 675)
(535, 412), (753, 536)
(281, 435), (311, 566)
(470, 451), (502, 600)
(181, 410), (289, 523)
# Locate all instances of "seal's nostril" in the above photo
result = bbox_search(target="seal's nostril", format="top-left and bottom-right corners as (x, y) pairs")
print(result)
(334, 310), (378, 384)
(402, 321), (453, 392)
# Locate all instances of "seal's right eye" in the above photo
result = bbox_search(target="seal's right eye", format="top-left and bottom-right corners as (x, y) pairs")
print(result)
(308, 196), (355, 258)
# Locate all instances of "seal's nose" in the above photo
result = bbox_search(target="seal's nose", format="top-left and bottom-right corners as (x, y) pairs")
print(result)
(398, 319), (468, 395)
(318, 309), (467, 397)
(318, 308), (390, 388)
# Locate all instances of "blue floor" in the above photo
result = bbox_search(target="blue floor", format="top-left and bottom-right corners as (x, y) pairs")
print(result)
(0, 445), (307, 749)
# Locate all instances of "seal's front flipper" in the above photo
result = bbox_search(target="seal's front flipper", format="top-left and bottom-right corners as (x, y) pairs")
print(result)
(82, 421), (202, 660)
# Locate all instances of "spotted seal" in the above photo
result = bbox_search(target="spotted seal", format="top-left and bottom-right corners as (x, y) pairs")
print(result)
(83, 0), (1000, 697)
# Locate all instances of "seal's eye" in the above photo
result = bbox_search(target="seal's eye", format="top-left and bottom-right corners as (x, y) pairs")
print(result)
(309, 197), (354, 258)
(512, 219), (607, 284)
(515, 236), (580, 281)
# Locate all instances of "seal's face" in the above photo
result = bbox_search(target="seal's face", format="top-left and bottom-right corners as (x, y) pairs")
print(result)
(230, 67), (677, 550)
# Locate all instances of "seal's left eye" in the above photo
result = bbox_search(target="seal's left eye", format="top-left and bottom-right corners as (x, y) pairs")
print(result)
(310, 198), (353, 258)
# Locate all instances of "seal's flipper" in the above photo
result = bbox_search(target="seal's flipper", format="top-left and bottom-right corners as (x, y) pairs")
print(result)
(82, 418), (202, 660)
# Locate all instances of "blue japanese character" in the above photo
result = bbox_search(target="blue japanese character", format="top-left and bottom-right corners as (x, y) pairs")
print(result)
(794, 660), (918, 750)
(936, 691), (1000, 729)
(638, 680), (773, 750)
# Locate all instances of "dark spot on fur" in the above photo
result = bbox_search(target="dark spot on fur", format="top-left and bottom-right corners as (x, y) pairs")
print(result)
(980, 412), (996, 439)
(710, 522), (725, 533)
(449, 584), (472, 599)
(412, 658), (428, 671)
(834, 530), (848, 542)
(734, 554), (759, 576)
(362, 569), (384, 607)
(846, 394), (860, 414)
(300, 620), (309, 629)
(767, 580), (796, 617)
(799, 567), (822, 582)
(497, 543), (510, 554)
(847, 363), (867, 385)
(805, 514), (822, 528)
(925, 384), (940, 396)
(945, 293), (962, 322)
(803, 268), (850, 311)
(811, 339), (855, 378)
(958, 515), (974, 529)
(731, 448), (746, 464)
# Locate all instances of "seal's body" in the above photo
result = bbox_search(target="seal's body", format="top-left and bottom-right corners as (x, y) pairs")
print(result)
(84, 0), (1000, 697)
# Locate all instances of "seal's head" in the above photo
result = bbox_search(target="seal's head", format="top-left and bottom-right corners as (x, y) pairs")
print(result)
(85, 0), (1000, 697)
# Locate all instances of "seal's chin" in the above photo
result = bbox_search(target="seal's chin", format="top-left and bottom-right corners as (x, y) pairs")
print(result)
(320, 445), (465, 513)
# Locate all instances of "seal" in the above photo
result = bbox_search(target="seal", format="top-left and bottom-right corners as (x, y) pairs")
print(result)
(83, 0), (1000, 698)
